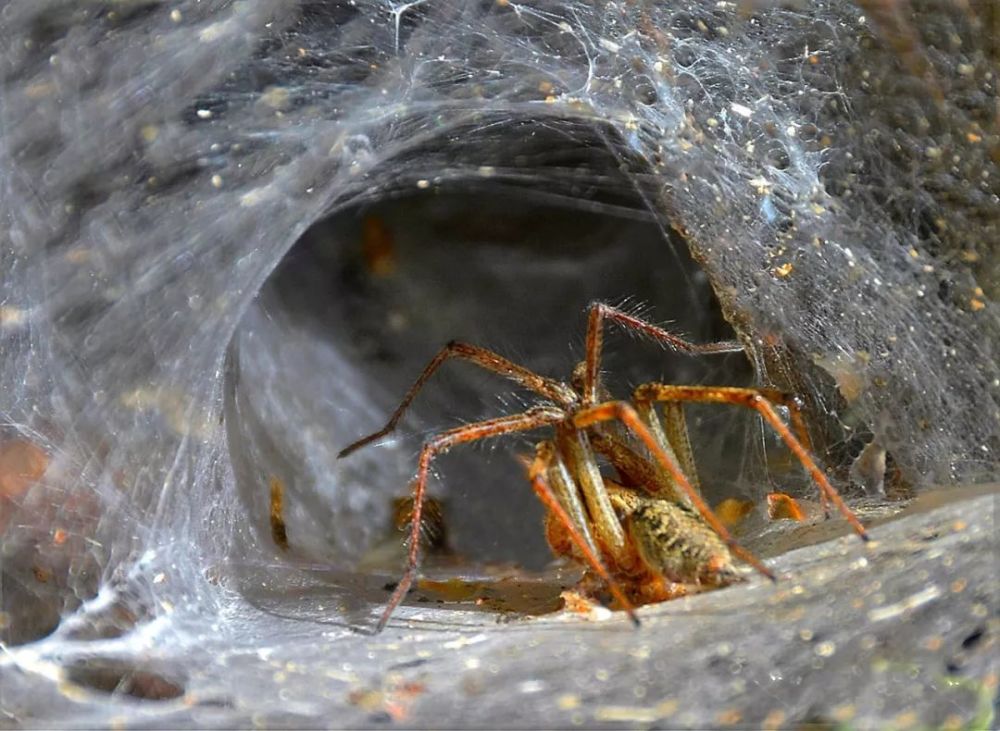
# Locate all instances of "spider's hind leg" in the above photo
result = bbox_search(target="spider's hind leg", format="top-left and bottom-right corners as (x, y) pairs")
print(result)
(572, 401), (777, 583)
(632, 384), (869, 541)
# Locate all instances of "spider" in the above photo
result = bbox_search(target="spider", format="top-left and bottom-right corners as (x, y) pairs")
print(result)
(338, 302), (870, 631)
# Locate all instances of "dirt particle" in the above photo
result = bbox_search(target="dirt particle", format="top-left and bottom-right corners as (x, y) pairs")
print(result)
(716, 708), (742, 725)
(832, 703), (856, 721)
(556, 693), (580, 710)
(762, 709), (786, 730)
(0, 439), (49, 500)
(814, 641), (836, 657)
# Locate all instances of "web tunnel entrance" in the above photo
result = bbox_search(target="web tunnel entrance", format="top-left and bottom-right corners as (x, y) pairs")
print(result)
(224, 121), (757, 580)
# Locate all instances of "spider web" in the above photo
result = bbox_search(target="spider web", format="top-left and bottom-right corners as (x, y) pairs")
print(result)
(0, 0), (997, 724)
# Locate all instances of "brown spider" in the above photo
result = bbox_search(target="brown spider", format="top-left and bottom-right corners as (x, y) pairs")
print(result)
(338, 303), (870, 631)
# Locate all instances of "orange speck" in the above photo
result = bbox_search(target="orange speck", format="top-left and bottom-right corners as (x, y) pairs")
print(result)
(395, 681), (426, 698)
(560, 589), (597, 615)
(773, 262), (793, 278)
(716, 708), (742, 726)
(361, 216), (395, 277)
(715, 497), (755, 528)
(53, 528), (69, 545)
(0, 439), (49, 500)
(767, 492), (806, 522)
(970, 298), (985, 311)
(762, 709), (786, 730)
(761, 331), (783, 348)
(384, 701), (408, 722)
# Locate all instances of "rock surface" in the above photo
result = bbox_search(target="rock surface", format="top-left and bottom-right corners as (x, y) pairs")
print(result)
(2, 488), (996, 729)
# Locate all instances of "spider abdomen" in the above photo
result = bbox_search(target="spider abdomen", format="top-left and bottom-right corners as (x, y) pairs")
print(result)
(626, 500), (740, 586)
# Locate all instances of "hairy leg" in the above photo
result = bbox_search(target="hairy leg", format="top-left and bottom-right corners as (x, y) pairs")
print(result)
(528, 442), (640, 626)
(582, 302), (744, 406)
(532, 441), (599, 559)
(376, 406), (564, 632)
(339, 341), (575, 458)
(627, 399), (702, 504)
(572, 401), (777, 582)
(751, 388), (830, 516)
(632, 384), (870, 540)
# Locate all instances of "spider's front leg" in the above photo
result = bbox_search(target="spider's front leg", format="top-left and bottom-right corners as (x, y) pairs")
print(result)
(372, 406), (564, 632)
(581, 301), (744, 406)
(338, 341), (574, 458)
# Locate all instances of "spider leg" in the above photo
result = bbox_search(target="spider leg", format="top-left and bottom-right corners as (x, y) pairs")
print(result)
(589, 429), (681, 497)
(582, 301), (744, 406)
(589, 418), (697, 509)
(752, 388), (830, 517)
(632, 392), (812, 510)
(339, 341), (576, 459)
(555, 425), (630, 559)
(377, 405), (564, 632)
(531, 441), (599, 559)
(628, 399), (703, 503)
(528, 442), (640, 627)
(632, 385), (869, 541)
(572, 401), (777, 582)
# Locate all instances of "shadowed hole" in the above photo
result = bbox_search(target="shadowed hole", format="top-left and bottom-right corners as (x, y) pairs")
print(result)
(64, 660), (185, 701)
